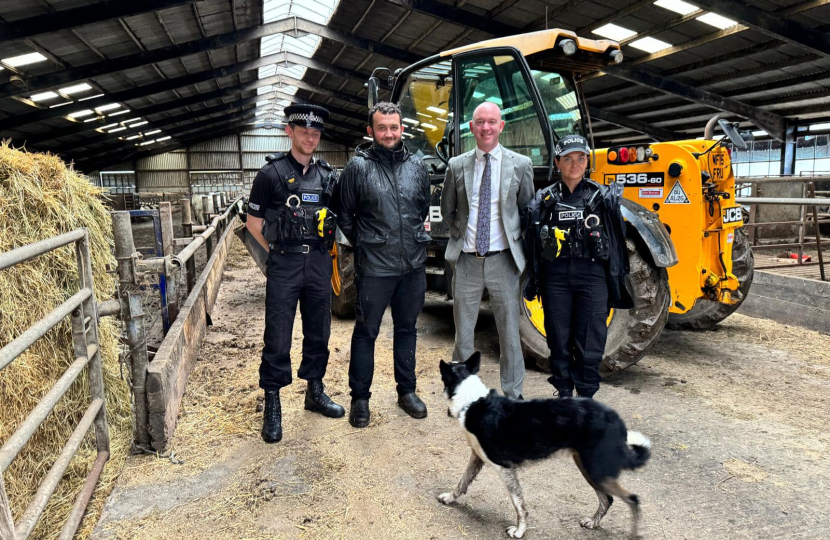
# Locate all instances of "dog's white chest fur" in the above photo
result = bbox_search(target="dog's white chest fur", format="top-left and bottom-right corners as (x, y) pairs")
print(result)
(450, 376), (499, 466)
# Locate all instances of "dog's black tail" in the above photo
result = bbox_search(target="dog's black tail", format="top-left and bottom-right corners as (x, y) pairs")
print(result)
(624, 431), (651, 470)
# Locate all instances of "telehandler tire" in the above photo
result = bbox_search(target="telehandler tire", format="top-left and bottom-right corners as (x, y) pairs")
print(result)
(666, 226), (754, 331)
(519, 237), (671, 374)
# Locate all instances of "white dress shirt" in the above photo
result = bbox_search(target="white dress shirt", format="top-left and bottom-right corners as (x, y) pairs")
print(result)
(463, 144), (507, 253)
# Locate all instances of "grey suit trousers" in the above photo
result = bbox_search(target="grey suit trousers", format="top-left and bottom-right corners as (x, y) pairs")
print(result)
(452, 251), (525, 398)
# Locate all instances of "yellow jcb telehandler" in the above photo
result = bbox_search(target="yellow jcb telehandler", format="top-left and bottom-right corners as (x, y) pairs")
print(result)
(328, 29), (754, 372)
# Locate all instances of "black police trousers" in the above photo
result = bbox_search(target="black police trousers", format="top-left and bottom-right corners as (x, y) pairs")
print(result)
(348, 270), (426, 400)
(541, 257), (609, 398)
(259, 244), (332, 391)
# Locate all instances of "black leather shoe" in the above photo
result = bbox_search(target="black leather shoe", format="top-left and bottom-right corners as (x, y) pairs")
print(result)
(261, 390), (282, 443)
(398, 392), (427, 419)
(349, 399), (370, 428)
(304, 380), (345, 418)
(555, 388), (574, 399)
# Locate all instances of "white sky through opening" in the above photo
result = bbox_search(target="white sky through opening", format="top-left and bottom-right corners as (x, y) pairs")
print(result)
(253, 0), (341, 126)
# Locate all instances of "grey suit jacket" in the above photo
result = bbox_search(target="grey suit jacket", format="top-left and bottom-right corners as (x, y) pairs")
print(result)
(441, 146), (535, 272)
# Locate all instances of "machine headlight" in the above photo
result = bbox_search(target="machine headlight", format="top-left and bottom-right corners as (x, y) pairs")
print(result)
(559, 39), (577, 56)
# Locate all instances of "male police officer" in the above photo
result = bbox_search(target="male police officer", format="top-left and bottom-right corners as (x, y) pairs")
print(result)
(246, 103), (345, 443)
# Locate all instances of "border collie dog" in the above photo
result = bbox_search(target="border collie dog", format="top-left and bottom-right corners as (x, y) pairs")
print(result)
(438, 353), (651, 539)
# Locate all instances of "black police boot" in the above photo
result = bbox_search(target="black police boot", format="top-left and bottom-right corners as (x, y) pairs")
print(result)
(555, 388), (574, 399)
(398, 392), (427, 419)
(304, 380), (345, 418)
(349, 399), (370, 428)
(261, 390), (282, 443)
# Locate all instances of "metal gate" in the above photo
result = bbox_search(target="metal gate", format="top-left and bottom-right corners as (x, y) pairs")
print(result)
(0, 229), (110, 540)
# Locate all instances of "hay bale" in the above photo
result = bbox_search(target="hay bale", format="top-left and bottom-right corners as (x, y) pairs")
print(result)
(0, 142), (132, 539)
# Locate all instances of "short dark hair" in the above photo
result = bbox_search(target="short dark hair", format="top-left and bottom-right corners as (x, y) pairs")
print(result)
(368, 102), (402, 128)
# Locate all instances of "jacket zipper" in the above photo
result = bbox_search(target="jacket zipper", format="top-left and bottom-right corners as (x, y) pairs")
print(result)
(389, 161), (406, 274)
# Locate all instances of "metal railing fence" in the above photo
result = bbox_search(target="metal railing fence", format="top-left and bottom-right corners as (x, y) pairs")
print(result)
(0, 229), (110, 540)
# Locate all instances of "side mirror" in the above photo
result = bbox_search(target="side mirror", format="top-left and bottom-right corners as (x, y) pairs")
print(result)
(366, 77), (379, 109)
(717, 119), (748, 150)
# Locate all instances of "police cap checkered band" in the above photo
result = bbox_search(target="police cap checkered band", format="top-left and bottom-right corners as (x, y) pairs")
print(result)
(555, 134), (590, 157)
(284, 104), (329, 131)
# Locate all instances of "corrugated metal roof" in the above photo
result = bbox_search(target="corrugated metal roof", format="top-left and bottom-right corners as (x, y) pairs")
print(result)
(2, 0), (830, 168)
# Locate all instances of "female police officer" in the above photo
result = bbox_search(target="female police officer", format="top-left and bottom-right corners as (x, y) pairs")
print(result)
(524, 134), (632, 399)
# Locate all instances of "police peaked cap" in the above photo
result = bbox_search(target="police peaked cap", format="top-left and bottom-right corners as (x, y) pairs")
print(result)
(285, 103), (329, 131)
(555, 134), (591, 157)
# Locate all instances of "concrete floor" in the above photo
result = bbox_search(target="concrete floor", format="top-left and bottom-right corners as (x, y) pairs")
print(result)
(92, 239), (830, 540)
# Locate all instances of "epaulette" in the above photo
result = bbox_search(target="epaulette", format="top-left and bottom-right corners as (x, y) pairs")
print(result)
(265, 152), (287, 163)
(586, 178), (605, 191)
(315, 158), (333, 172)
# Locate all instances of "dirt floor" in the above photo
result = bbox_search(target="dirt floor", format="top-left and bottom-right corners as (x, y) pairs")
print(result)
(92, 237), (830, 540)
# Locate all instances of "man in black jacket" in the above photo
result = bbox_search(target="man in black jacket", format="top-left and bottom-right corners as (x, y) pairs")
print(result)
(337, 102), (431, 428)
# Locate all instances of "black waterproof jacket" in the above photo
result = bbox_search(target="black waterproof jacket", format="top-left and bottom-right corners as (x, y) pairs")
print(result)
(337, 142), (431, 277)
(523, 180), (634, 309)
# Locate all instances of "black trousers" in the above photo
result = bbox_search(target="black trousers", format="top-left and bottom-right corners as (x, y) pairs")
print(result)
(541, 257), (609, 398)
(259, 245), (332, 391)
(348, 270), (426, 400)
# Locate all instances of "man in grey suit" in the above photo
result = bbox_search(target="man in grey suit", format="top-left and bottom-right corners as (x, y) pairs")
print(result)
(441, 102), (535, 399)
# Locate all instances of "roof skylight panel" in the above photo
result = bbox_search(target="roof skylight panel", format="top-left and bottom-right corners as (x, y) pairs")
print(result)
(60, 83), (93, 95)
(653, 0), (698, 15)
(95, 103), (122, 112)
(629, 37), (672, 53)
(30, 91), (59, 102)
(69, 109), (95, 118)
(696, 12), (737, 29)
(592, 24), (637, 41)
(258, 0), (341, 96)
(2, 52), (48, 67)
